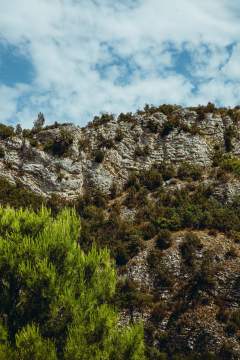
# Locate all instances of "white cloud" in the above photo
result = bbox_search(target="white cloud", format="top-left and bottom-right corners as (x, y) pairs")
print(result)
(0, 0), (240, 127)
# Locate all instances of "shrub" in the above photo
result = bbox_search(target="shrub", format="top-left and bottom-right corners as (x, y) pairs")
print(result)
(158, 162), (176, 181)
(140, 168), (163, 190)
(98, 135), (114, 149)
(146, 347), (168, 360)
(224, 126), (235, 152)
(0, 124), (14, 139)
(157, 104), (178, 116)
(147, 249), (174, 288)
(0, 178), (46, 210)
(141, 222), (158, 241)
(212, 145), (224, 167)
(33, 112), (45, 131)
(0, 206), (145, 359)
(118, 112), (135, 122)
(150, 302), (168, 323)
(126, 172), (141, 190)
(219, 342), (238, 360)
(177, 162), (202, 181)
(22, 129), (32, 138)
(94, 149), (105, 163)
(115, 279), (153, 311)
(115, 128), (124, 142)
(90, 113), (114, 127)
(134, 146), (146, 158)
(220, 156), (240, 177)
(156, 230), (172, 250)
(43, 129), (73, 157)
(180, 232), (202, 267)
(161, 120), (176, 137)
(225, 310), (240, 335)
(0, 146), (5, 158)
(147, 119), (159, 133)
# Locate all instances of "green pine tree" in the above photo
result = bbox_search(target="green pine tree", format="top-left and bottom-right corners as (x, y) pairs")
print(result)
(0, 206), (145, 359)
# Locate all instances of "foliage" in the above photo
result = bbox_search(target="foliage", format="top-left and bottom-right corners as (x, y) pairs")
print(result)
(33, 112), (45, 131)
(224, 126), (235, 152)
(147, 119), (159, 133)
(177, 162), (203, 181)
(115, 279), (153, 311)
(220, 156), (240, 177)
(0, 146), (5, 158)
(0, 178), (46, 210)
(94, 149), (105, 163)
(139, 168), (163, 190)
(225, 309), (240, 335)
(161, 120), (176, 137)
(191, 103), (216, 121)
(134, 146), (145, 158)
(0, 124), (14, 140)
(180, 232), (202, 267)
(44, 129), (73, 157)
(90, 113), (114, 127)
(118, 112), (135, 122)
(0, 206), (145, 359)
(156, 230), (172, 250)
(158, 162), (176, 181)
(147, 249), (174, 288)
(98, 134), (114, 149)
(115, 128), (124, 142)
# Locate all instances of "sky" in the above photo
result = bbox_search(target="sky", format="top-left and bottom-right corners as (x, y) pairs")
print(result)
(0, 0), (240, 128)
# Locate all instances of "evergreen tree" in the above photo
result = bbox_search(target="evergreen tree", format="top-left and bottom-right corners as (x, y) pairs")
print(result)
(0, 206), (145, 359)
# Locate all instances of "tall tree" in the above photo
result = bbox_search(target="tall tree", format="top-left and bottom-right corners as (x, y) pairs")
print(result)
(0, 206), (145, 359)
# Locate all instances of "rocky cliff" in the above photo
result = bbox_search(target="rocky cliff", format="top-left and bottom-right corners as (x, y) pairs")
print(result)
(1, 104), (240, 359)
(1, 105), (240, 199)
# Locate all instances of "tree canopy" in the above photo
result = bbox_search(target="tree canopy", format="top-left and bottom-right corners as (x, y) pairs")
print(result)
(0, 206), (145, 359)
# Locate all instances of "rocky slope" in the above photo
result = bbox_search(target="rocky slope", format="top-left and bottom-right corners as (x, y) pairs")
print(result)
(1, 104), (240, 359)
(1, 105), (239, 200)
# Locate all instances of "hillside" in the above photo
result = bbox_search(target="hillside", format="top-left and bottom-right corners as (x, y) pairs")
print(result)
(1, 103), (240, 359)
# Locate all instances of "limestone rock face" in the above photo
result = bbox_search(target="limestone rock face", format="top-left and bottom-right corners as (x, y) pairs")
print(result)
(0, 108), (238, 199)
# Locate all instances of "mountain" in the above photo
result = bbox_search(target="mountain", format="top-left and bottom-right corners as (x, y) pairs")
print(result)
(1, 103), (240, 359)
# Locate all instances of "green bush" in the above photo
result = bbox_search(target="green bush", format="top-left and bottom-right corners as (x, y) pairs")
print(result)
(224, 126), (235, 152)
(115, 279), (153, 311)
(156, 230), (172, 250)
(0, 124), (14, 139)
(0, 206), (145, 359)
(90, 113), (114, 127)
(43, 129), (73, 157)
(134, 146), (147, 158)
(98, 135), (114, 149)
(157, 104), (178, 116)
(225, 310), (240, 335)
(177, 162), (202, 181)
(140, 168), (163, 190)
(220, 156), (240, 177)
(0, 178), (45, 210)
(141, 222), (158, 240)
(0, 146), (5, 158)
(94, 149), (105, 163)
(180, 232), (202, 267)
(150, 302), (168, 323)
(147, 249), (174, 288)
(161, 120), (176, 137)
(118, 112), (135, 122)
(158, 162), (176, 181)
(115, 128), (124, 142)
(147, 119), (159, 133)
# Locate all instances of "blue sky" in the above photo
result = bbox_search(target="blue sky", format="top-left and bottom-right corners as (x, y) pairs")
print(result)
(0, 0), (240, 127)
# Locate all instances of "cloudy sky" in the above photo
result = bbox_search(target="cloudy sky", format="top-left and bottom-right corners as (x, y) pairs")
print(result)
(0, 0), (240, 127)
